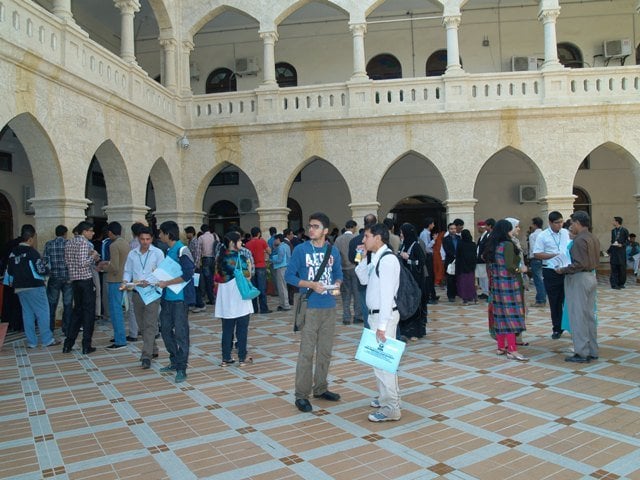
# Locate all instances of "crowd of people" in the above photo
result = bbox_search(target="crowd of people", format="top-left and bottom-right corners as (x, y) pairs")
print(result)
(0, 207), (626, 421)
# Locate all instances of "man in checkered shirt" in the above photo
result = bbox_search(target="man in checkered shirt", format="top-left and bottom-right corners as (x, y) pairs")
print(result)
(43, 225), (72, 336)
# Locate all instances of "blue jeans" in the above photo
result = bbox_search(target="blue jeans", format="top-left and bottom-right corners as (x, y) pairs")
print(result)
(530, 258), (546, 304)
(17, 287), (54, 347)
(358, 284), (369, 329)
(201, 257), (215, 304)
(251, 267), (269, 313)
(221, 314), (250, 362)
(108, 282), (126, 345)
(160, 299), (190, 371)
(46, 277), (73, 334)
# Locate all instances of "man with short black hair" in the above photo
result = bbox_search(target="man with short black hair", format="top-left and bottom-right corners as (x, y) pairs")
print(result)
(533, 211), (570, 339)
(8, 224), (58, 348)
(246, 226), (272, 314)
(99, 222), (130, 350)
(334, 219), (360, 324)
(286, 212), (343, 413)
(64, 221), (100, 354)
(355, 223), (401, 422)
(123, 226), (165, 369)
(609, 216), (629, 289)
(529, 217), (546, 306)
(157, 221), (196, 383)
(43, 224), (72, 335)
(556, 211), (600, 363)
(198, 224), (217, 305)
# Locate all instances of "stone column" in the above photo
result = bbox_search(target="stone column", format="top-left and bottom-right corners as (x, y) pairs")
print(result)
(443, 15), (464, 75)
(349, 23), (368, 81)
(348, 202), (380, 223)
(159, 38), (177, 91)
(443, 198), (477, 229)
(30, 197), (90, 245)
(538, 195), (576, 221)
(256, 207), (290, 233)
(52, 0), (74, 22)
(259, 31), (278, 87)
(114, 0), (141, 64)
(180, 40), (194, 95)
(102, 204), (149, 239)
(538, 6), (562, 71)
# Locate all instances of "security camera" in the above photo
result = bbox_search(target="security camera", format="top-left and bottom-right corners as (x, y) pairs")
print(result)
(178, 136), (190, 149)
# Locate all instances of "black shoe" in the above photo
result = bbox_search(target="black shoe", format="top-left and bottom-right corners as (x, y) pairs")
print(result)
(565, 354), (590, 363)
(126, 336), (138, 342)
(141, 359), (151, 369)
(62, 344), (72, 353)
(588, 355), (599, 360)
(551, 332), (562, 340)
(152, 353), (159, 358)
(342, 320), (352, 325)
(448, 298), (455, 303)
(620, 285), (626, 289)
(353, 318), (364, 324)
(106, 344), (126, 350)
(260, 309), (273, 314)
(295, 399), (312, 412)
(109, 338), (115, 343)
(82, 347), (96, 355)
(313, 391), (341, 401)
(612, 286), (621, 290)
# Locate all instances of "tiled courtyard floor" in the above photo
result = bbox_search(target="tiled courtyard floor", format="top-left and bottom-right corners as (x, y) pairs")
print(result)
(2, 277), (640, 479)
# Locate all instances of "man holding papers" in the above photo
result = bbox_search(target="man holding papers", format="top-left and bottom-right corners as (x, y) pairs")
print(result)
(157, 221), (196, 383)
(355, 223), (402, 422)
(122, 226), (165, 369)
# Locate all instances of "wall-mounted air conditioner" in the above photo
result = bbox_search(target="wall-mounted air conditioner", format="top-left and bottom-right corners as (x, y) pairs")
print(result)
(23, 185), (34, 214)
(511, 56), (539, 72)
(603, 39), (631, 58)
(235, 57), (259, 75)
(238, 198), (258, 214)
(519, 185), (538, 203)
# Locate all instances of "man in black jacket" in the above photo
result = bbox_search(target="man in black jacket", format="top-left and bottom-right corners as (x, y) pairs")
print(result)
(609, 216), (629, 289)
(442, 223), (458, 302)
(7, 224), (58, 348)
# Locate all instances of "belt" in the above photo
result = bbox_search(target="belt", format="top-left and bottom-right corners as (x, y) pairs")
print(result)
(368, 307), (398, 315)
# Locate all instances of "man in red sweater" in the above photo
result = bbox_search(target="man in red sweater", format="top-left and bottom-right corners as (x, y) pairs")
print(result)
(245, 227), (272, 313)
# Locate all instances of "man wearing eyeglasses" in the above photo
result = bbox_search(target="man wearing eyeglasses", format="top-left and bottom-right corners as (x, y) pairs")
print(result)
(286, 212), (343, 413)
(533, 211), (570, 339)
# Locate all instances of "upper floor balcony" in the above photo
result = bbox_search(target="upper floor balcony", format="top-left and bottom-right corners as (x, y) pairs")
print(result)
(2, 0), (640, 131)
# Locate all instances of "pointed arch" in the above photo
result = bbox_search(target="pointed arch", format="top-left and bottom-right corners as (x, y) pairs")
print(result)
(188, 3), (261, 38)
(148, 157), (177, 213)
(274, 0), (350, 26)
(5, 113), (63, 198)
(283, 156), (353, 205)
(91, 140), (133, 205)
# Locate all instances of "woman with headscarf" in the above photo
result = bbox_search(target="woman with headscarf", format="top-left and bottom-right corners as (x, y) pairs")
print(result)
(398, 223), (427, 341)
(505, 217), (529, 346)
(455, 229), (477, 305)
(485, 219), (528, 361)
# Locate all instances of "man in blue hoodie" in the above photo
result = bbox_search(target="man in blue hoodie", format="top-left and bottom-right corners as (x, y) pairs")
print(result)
(285, 212), (343, 413)
(157, 221), (195, 383)
(7, 224), (58, 348)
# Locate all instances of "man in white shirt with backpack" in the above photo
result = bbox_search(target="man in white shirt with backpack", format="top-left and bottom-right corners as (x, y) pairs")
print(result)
(355, 223), (401, 422)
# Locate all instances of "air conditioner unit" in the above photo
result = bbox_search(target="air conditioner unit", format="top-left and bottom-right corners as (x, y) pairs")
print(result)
(519, 185), (538, 203)
(235, 57), (259, 75)
(603, 39), (632, 58)
(238, 197), (258, 214)
(23, 185), (34, 214)
(511, 56), (538, 72)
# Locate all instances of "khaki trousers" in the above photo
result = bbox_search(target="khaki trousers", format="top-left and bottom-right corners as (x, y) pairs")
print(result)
(295, 308), (336, 399)
(132, 293), (160, 361)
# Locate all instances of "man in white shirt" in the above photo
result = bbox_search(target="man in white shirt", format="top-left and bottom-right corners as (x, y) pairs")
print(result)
(355, 223), (401, 422)
(122, 226), (165, 369)
(528, 217), (546, 307)
(533, 211), (570, 339)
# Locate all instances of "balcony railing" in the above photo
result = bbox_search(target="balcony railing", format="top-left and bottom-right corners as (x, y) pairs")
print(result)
(3, 0), (639, 132)
(0, 0), (177, 123)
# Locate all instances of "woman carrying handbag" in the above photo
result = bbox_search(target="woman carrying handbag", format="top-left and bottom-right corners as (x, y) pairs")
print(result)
(215, 231), (255, 366)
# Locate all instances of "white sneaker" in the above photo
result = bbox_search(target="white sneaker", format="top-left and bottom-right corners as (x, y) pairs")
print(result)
(368, 407), (401, 422)
(370, 398), (381, 408)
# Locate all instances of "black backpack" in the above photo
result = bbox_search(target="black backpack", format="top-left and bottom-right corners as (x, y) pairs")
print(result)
(375, 250), (421, 321)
